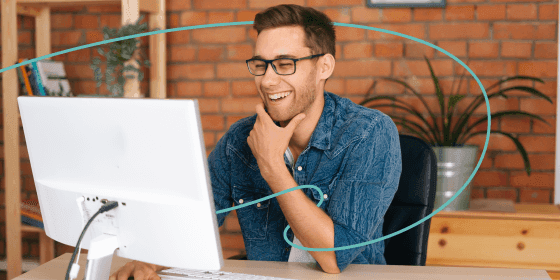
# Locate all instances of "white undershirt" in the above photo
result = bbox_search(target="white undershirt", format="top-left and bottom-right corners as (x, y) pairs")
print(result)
(285, 148), (315, 263)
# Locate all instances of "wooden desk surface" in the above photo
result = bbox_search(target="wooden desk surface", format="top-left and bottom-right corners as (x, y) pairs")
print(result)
(15, 253), (551, 280)
(434, 203), (560, 221)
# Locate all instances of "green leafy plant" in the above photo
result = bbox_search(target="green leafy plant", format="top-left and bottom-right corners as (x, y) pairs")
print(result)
(90, 15), (155, 97)
(359, 57), (553, 176)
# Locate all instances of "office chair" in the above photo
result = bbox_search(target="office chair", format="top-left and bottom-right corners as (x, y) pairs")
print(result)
(382, 134), (437, 266)
(229, 134), (438, 265)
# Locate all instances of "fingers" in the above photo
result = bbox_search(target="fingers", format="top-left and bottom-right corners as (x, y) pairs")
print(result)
(109, 261), (161, 280)
(285, 113), (306, 133)
(255, 103), (271, 124)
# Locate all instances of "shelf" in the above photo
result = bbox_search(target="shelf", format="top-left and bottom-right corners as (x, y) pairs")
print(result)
(2, 0), (166, 278)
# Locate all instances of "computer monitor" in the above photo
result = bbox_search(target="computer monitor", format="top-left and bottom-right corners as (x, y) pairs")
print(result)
(17, 96), (224, 276)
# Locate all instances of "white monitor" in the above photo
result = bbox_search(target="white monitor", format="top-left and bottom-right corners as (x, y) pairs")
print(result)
(17, 96), (224, 274)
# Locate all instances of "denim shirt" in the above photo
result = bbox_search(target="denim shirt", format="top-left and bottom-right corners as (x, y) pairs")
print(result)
(207, 91), (402, 272)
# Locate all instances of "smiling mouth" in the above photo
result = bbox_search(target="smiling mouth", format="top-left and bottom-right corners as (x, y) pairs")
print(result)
(268, 91), (292, 101)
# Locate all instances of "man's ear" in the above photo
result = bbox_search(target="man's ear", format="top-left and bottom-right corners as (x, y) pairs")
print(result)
(318, 53), (335, 80)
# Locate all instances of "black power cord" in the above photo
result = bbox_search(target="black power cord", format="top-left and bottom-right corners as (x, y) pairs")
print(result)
(65, 200), (119, 280)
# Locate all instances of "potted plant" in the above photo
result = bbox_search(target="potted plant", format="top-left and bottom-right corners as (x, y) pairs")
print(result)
(89, 15), (154, 97)
(359, 57), (553, 211)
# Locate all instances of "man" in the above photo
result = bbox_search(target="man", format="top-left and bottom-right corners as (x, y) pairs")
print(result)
(110, 4), (401, 279)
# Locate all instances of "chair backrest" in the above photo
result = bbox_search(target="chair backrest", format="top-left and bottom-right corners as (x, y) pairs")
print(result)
(382, 134), (437, 266)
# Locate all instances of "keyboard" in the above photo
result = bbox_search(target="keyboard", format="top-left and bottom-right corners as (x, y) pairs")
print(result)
(157, 268), (297, 280)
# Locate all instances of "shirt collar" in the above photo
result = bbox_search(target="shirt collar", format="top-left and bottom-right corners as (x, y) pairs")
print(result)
(307, 91), (334, 151)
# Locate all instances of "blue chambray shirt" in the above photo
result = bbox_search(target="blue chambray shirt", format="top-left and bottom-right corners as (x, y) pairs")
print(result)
(207, 91), (402, 272)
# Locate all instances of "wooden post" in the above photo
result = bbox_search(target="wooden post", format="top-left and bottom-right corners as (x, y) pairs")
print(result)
(149, 0), (166, 99)
(122, 0), (141, 98)
(2, 0), (22, 278)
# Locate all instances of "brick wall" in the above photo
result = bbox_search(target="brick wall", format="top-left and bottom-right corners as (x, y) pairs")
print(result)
(0, 0), (557, 262)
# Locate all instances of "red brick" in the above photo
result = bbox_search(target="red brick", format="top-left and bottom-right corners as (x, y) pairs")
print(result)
(51, 14), (73, 29)
(335, 26), (365, 41)
(413, 8), (443, 21)
(346, 79), (375, 95)
(437, 41), (467, 58)
(237, 10), (260, 21)
(367, 24), (425, 40)
(520, 98), (556, 116)
(194, 0), (246, 9)
(472, 171), (508, 187)
(323, 8), (351, 23)
(333, 60), (391, 78)
(533, 117), (556, 133)
(468, 41), (499, 58)
(518, 135), (556, 153)
(519, 189), (551, 204)
(351, 7), (381, 23)
(325, 78), (344, 94)
(168, 64), (215, 80)
(201, 115), (225, 131)
(381, 8), (412, 23)
(374, 42), (403, 58)
(308, 0), (363, 6)
(445, 5), (475, 21)
(405, 42), (436, 58)
(494, 23), (555, 40)
(199, 46), (224, 62)
(393, 59), (454, 77)
(539, 3), (558, 20)
(217, 63), (253, 79)
(209, 12), (235, 24)
(429, 23), (489, 39)
(204, 81), (229, 97)
(465, 132), (517, 152)
(86, 5), (120, 13)
(204, 132), (216, 148)
(506, 4), (537, 20)
(249, 0), (304, 8)
(198, 99), (220, 113)
(470, 187), (485, 200)
(500, 117), (531, 133)
(221, 97), (262, 113)
(534, 42), (557, 59)
(486, 188), (517, 201)
(65, 65), (94, 79)
(100, 15), (121, 29)
(52, 31), (82, 46)
(227, 44), (254, 61)
(18, 31), (31, 45)
(169, 46), (196, 62)
(177, 82), (202, 97)
(511, 172), (554, 188)
(477, 4), (506, 20)
(181, 11), (207, 27)
(167, 0), (191, 10)
(463, 61), (517, 78)
(227, 115), (252, 129)
(343, 42), (373, 59)
(518, 61), (557, 78)
(528, 154), (556, 171)
(76, 15), (99, 29)
(232, 81), (257, 96)
(166, 30), (190, 44)
(536, 24), (556, 40)
(192, 27), (246, 43)
(220, 233), (245, 250)
(85, 30), (102, 44)
(501, 42), (532, 58)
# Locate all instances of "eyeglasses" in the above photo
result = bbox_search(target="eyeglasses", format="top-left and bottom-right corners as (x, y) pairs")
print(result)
(246, 54), (325, 76)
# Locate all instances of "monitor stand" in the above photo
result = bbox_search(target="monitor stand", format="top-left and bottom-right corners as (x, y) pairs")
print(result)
(84, 234), (119, 280)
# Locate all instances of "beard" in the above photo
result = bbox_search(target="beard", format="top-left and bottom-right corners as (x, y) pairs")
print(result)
(262, 72), (318, 125)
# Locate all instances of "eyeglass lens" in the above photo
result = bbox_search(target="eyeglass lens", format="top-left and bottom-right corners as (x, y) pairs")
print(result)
(248, 59), (295, 75)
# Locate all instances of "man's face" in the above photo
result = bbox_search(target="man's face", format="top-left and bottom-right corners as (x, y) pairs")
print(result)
(253, 26), (319, 124)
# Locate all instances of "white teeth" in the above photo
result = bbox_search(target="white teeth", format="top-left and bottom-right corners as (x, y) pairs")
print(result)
(269, 91), (291, 100)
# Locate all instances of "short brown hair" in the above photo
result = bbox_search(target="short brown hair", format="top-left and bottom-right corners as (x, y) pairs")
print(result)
(253, 4), (336, 57)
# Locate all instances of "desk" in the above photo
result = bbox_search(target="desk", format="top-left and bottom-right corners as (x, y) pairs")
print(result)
(14, 253), (551, 280)
(427, 203), (560, 279)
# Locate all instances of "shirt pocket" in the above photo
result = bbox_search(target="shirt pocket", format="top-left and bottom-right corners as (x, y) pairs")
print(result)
(231, 185), (271, 240)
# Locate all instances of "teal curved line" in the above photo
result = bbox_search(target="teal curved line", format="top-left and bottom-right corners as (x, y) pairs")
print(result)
(1, 21), (490, 252)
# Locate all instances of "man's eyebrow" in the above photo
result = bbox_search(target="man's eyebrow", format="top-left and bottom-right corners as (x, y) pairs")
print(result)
(250, 54), (298, 60)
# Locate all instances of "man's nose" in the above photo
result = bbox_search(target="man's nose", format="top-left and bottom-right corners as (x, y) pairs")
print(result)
(261, 62), (280, 87)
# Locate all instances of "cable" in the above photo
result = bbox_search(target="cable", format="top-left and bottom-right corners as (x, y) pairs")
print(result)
(65, 200), (119, 280)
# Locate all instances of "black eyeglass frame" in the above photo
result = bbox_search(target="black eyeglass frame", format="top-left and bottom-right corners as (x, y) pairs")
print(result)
(245, 53), (326, 76)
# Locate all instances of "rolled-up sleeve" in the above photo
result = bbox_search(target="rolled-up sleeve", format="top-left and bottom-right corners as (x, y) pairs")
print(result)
(207, 133), (234, 227)
(327, 116), (402, 271)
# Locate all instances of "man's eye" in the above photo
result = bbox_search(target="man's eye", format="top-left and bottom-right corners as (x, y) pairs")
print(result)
(279, 64), (292, 67)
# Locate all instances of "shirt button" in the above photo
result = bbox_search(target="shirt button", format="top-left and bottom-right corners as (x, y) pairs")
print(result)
(257, 202), (261, 208)
(297, 166), (302, 171)
(323, 194), (328, 199)
(239, 199), (244, 204)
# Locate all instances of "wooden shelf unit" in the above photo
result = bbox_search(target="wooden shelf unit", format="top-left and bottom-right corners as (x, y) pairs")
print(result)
(1, 0), (166, 278)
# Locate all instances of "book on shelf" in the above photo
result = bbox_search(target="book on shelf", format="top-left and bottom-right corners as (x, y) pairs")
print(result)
(21, 199), (44, 229)
(17, 58), (73, 97)
(17, 59), (34, 96)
